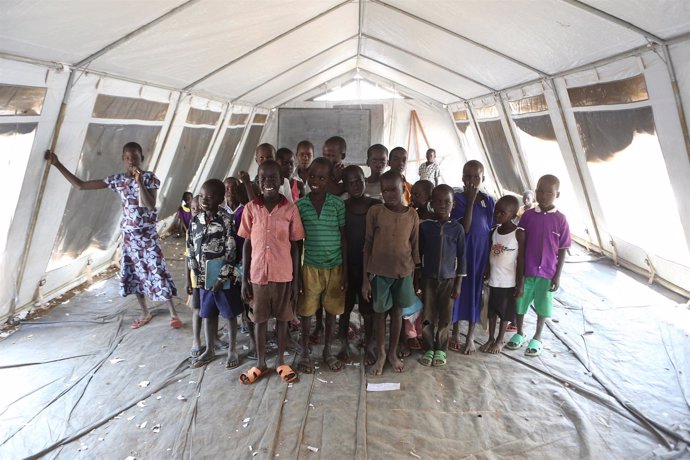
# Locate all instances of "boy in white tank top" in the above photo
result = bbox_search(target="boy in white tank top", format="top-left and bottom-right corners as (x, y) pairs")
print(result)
(480, 195), (522, 354)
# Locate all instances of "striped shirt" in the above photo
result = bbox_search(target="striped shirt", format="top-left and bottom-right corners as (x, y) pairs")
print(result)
(296, 192), (345, 269)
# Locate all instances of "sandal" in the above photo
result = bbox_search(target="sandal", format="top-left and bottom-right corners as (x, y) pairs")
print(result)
(505, 333), (526, 350)
(190, 353), (215, 368)
(418, 350), (434, 367)
(324, 355), (343, 372)
(432, 350), (447, 367)
(239, 366), (270, 385)
(525, 339), (543, 357)
(170, 318), (183, 329)
(448, 338), (462, 353)
(190, 346), (206, 358)
(407, 337), (422, 351)
(276, 364), (298, 383)
(131, 315), (152, 329)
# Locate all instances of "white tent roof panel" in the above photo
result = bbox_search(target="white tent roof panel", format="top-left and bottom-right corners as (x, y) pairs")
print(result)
(196, 3), (359, 100)
(0, 0), (187, 64)
(362, 2), (539, 91)
(581, 0), (690, 40)
(88, 0), (346, 89)
(383, 0), (647, 74)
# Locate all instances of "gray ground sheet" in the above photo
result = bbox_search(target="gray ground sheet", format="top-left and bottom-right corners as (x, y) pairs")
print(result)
(1, 240), (689, 459)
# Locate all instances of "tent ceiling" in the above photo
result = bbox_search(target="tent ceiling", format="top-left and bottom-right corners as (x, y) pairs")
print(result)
(1, 0), (690, 106)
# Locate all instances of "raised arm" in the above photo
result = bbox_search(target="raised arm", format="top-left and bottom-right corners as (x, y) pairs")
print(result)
(134, 170), (157, 210)
(45, 150), (107, 190)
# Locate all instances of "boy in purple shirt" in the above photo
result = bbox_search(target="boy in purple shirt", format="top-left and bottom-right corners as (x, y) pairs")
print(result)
(507, 175), (570, 357)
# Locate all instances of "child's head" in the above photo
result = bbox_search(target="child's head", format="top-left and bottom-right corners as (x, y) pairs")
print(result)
(411, 180), (434, 209)
(296, 140), (314, 170)
(426, 148), (436, 163)
(190, 195), (200, 217)
(536, 175), (560, 210)
(257, 160), (282, 200)
(255, 143), (276, 165)
(322, 136), (346, 166)
(307, 157), (332, 195)
(275, 147), (295, 181)
(223, 177), (240, 206)
(494, 195), (520, 225)
(522, 190), (535, 208)
(366, 144), (388, 176)
(379, 169), (403, 206)
(342, 165), (366, 199)
(388, 147), (407, 175)
(199, 179), (225, 214)
(462, 160), (484, 189)
(122, 142), (144, 173)
(182, 191), (193, 206)
(430, 184), (455, 220)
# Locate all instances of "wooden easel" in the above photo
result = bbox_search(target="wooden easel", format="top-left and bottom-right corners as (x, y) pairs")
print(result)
(406, 110), (431, 172)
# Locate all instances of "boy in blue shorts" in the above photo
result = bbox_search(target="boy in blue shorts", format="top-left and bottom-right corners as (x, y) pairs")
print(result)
(363, 170), (420, 375)
(187, 179), (243, 369)
(296, 157), (347, 374)
(507, 175), (571, 357)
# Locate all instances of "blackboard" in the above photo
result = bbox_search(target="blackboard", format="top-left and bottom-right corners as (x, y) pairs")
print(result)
(277, 108), (371, 165)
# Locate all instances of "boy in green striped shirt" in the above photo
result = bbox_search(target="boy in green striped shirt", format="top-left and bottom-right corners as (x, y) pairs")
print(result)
(296, 157), (347, 374)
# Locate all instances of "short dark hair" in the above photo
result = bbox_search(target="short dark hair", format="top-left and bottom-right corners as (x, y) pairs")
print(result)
(342, 164), (364, 183)
(464, 159), (484, 173)
(276, 147), (294, 160)
(389, 146), (407, 160)
(426, 148), (436, 155)
(367, 143), (388, 159)
(201, 178), (225, 199)
(413, 180), (434, 196)
(324, 136), (346, 154)
(310, 156), (334, 177)
(380, 169), (402, 184)
(431, 184), (454, 200)
(296, 140), (314, 152)
(122, 142), (144, 159)
(539, 174), (560, 190)
(182, 191), (193, 201)
(256, 143), (276, 156)
(258, 159), (281, 175)
(497, 194), (520, 211)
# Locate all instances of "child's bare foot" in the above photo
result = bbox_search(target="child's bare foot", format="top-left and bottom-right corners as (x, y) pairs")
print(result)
(297, 354), (314, 374)
(479, 338), (494, 353)
(225, 351), (240, 369)
(448, 337), (462, 353)
(488, 341), (504, 354)
(365, 346), (377, 366)
(370, 355), (386, 376)
(337, 342), (357, 363)
(462, 341), (476, 355)
(397, 341), (411, 359)
(387, 353), (405, 373)
(323, 353), (343, 372)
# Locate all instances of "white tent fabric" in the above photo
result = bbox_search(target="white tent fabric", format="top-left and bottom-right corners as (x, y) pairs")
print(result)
(1, 0), (690, 318)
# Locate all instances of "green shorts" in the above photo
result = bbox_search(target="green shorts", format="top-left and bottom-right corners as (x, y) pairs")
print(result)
(371, 274), (416, 314)
(516, 276), (554, 318)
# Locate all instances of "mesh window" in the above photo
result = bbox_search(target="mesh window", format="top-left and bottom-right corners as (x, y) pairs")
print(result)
(0, 85), (47, 116)
(509, 94), (548, 115)
(568, 74), (649, 108)
(91, 95), (168, 121)
(158, 127), (215, 217)
(186, 108), (221, 126)
(206, 126), (245, 181)
(237, 124), (265, 173)
(48, 124), (161, 269)
(478, 120), (524, 194)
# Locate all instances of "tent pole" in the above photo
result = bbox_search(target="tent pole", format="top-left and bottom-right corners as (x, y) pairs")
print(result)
(280, 69), (358, 105)
(661, 44), (690, 164)
(466, 103), (503, 197)
(191, 102), (232, 190)
(228, 108), (257, 177)
(362, 34), (495, 91)
(547, 78), (604, 250)
(233, 35), (358, 103)
(496, 95), (533, 190)
(152, 93), (188, 174)
(184, 0), (352, 90)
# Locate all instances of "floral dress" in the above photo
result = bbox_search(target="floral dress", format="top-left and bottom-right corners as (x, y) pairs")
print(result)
(104, 172), (177, 301)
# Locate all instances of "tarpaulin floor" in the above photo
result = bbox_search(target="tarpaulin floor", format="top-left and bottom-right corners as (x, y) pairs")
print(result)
(1, 240), (689, 459)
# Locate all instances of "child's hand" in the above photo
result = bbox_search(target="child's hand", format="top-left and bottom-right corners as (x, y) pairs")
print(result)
(133, 168), (143, 184)
(514, 282), (524, 298)
(211, 279), (224, 293)
(464, 182), (479, 202)
(298, 274), (304, 296)
(185, 283), (192, 295)
(451, 278), (462, 299)
(241, 281), (253, 303)
(239, 171), (251, 184)
(549, 276), (560, 292)
(361, 277), (372, 302)
(44, 149), (59, 165)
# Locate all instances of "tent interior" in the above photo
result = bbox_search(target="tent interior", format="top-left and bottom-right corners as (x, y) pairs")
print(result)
(1, 0), (690, 458)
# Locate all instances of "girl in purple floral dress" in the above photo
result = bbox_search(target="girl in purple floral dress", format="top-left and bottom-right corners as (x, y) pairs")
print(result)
(46, 142), (182, 329)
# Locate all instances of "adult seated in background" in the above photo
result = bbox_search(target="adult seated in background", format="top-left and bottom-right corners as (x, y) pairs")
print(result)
(45, 143), (182, 330)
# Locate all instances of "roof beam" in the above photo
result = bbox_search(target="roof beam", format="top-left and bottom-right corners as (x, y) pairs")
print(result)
(370, 0), (548, 77)
(362, 34), (495, 91)
(184, 0), (351, 90)
(233, 35), (357, 103)
(558, 0), (665, 45)
(258, 56), (357, 106)
(76, 0), (200, 67)
(357, 0), (365, 58)
(360, 55), (465, 101)
(280, 69), (358, 105)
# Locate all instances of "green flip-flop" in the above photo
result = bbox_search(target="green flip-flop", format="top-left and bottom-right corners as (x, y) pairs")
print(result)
(505, 333), (526, 350)
(525, 339), (543, 357)
(418, 350), (434, 367)
(432, 350), (447, 367)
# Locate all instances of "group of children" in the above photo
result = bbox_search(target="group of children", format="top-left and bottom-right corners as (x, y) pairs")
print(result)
(182, 136), (571, 385)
